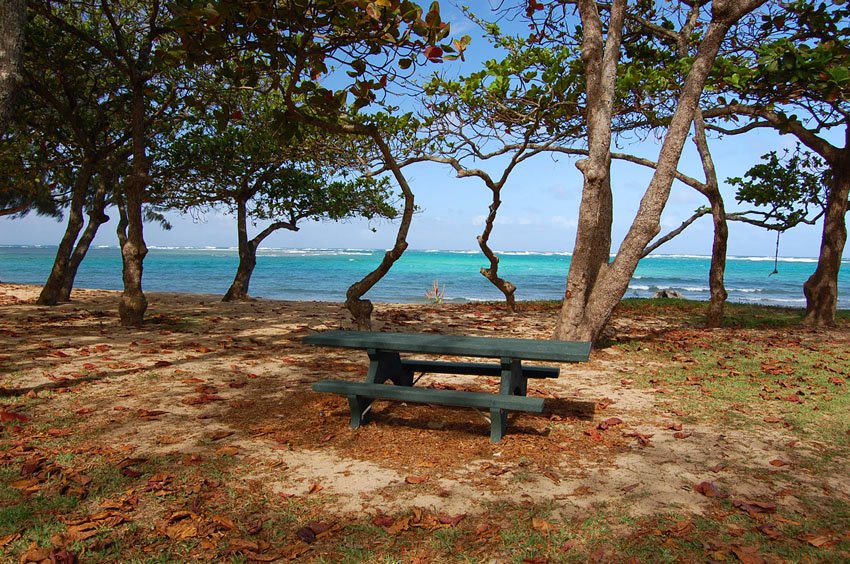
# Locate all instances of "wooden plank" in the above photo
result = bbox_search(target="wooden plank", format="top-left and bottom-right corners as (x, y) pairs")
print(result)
(312, 380), (545, 412)
(400, 359), (559, 379)
(303, 331), (591, 363)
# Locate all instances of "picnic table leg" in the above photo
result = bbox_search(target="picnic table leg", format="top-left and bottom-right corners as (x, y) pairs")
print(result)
(490, 358), (527, 442)
(367, 349), (413, 386)
(347, 349), (414, 429)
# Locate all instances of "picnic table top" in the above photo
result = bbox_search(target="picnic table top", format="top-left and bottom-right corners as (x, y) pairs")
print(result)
(303, 330), (591, 363)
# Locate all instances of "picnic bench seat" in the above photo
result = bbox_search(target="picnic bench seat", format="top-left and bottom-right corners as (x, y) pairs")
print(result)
(303, 330), (591, 442)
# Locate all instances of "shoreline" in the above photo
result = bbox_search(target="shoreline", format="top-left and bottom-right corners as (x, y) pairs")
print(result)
(0, 282), (831, 313)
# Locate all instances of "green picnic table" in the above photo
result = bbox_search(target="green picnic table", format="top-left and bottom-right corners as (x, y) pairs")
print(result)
(303, 330), (591, 442)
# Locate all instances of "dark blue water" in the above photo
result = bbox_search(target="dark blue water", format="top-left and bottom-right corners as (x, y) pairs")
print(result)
(1, 246), (848, 308)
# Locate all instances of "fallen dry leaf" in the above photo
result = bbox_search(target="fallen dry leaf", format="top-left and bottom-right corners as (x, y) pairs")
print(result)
(0, 410), (30, 423)
(438, 514), (465, 527)
(531, 517), (555, 534)
(730, 544), (766, 564)
(733, 499), (777, 518)
(584, 428), (604, 442)
(768, 459), (787, 467)
(207, 430), (234, 441)
(694, 481), (722, 498)
(800, 532), (834, 548)
(165, 521), (197, 540)
(0, 532), (21, 547)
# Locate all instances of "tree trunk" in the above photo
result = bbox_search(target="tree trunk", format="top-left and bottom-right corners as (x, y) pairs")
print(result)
(59, 178), (110, 302)
(705, 191), (729, 326)
(0, 0), (25, 132)
(345, 132), (415, 329)
(478, 190), (517, 311)
(556, 9), (743, 342)
(118, 82), (149, 327)
(803, 158), (849, 326)
(554, 0), (624, 341)
(692, 112), (728, 327)
(36, 161), (94, 305)
(223, 197), (257, 302)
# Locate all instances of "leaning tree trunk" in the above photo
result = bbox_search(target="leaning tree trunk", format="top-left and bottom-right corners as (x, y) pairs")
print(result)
(223, 198), (257, 302)
(0, 0), (25, 132)
(478, 190), (517, 312)
(58, 179), (110, 302)
(118, 83), (149, 327)
(342, 132), (416, 329)
(803, 159), (850, 326)
(37, 161), (94, 305)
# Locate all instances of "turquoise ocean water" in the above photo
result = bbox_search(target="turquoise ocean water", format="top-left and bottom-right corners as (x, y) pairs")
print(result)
(1, 246), (848, 308)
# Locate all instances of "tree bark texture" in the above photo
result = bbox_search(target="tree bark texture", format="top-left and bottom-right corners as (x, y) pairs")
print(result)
(555, 3), (761, 343)
(0, 0), (25, 132)
(803, 158), (849, 326)
(223, 198), (257, 302)
(692, 112), (728, 327)
(554, 0), (625, 342)
(36, 161), (94, 305)
(118, 82), (149, 327)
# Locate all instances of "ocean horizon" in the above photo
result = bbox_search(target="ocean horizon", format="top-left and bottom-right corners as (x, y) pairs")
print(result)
(2, 245), (848, 308)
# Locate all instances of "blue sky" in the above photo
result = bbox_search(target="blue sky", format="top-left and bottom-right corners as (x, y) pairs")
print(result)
(0, 1), (845, 259)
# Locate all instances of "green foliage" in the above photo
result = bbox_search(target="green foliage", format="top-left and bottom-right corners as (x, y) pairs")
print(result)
(728, 144), (831, 230)
(169, 0), (460, 117)
(156, 87), (396, 233)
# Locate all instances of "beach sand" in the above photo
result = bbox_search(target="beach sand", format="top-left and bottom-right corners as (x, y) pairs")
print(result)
(2, 282), (848, 559)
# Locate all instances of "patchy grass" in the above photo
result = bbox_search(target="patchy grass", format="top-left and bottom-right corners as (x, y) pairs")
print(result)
(621, 323), (850, 450)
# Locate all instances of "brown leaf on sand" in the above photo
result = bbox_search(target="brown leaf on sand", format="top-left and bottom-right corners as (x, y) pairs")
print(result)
(438, 514), (465, 527)
(733, 499), (777, 518)
(694, 481), (722, 498)
(207, 430), (234, 441)
(597, 417), (623, 430)
(584, 428), (604, 442)
(769, 459), (787, 467)
(624, 430), (653, 446)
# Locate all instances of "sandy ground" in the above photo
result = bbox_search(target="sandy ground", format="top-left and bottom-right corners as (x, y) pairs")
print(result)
(1, 282), (846, 524)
